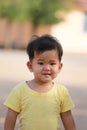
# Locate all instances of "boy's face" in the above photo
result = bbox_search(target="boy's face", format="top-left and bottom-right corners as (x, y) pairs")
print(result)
(27, 50), (63, 84)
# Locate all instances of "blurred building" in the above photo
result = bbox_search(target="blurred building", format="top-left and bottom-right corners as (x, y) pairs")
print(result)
(51, 0), (87, 53)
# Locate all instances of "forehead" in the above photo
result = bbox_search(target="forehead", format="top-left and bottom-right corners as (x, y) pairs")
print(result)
(34, 50), (59, 61)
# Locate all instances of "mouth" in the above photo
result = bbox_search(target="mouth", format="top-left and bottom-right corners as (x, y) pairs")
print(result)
(43, 73), (51, 76)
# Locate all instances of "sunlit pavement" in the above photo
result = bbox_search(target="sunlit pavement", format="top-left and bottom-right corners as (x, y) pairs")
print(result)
(0, 49), (87, 130)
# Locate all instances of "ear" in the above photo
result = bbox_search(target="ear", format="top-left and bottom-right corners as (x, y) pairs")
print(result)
(58, 63), (63, 73)
(27, 61), (33, 72)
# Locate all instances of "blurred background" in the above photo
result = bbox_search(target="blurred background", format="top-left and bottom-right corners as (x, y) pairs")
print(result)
(0, 0), (87, 130)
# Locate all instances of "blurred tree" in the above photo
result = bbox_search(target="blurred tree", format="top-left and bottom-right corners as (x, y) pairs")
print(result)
(0, 0), (75, 27)
(0, 0), (75, 48)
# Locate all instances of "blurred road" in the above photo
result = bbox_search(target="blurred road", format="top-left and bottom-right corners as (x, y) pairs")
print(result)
(0, 49), (87, 130)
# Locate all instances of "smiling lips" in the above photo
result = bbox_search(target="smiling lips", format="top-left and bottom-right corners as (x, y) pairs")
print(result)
(42, 73), (51, 76)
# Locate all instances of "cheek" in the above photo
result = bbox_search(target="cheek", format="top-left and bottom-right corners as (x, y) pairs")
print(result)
(53, 66), (59, 72)
(52, 66), (61, 75)
(33, 65), (42, 72)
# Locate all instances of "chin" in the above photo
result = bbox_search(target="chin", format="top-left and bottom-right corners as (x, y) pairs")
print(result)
(41, 79), (52, 83)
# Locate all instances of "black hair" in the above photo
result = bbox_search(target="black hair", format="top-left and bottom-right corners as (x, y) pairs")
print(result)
(26, 34), (63, 62)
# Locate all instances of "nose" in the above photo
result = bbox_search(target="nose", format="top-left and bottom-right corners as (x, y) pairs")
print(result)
(43, 64), (51, 70)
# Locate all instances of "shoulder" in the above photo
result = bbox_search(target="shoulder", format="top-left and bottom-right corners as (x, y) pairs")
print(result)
(54, 82), (68, 92)
(54, 82), (71, 98)
(14, 81), (27, 90)
(5, 82), (28, 103)
(10, 81), (28, 96)
(4, 82), (27, 112)
(54, 83), (74, 111)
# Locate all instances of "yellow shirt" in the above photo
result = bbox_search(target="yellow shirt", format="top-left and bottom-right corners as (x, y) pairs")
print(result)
(4, 82), (74, 130)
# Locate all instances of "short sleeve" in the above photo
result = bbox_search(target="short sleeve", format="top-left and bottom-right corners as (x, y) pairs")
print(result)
(4, 87), (21, 113)
(60, 87), (74, 113)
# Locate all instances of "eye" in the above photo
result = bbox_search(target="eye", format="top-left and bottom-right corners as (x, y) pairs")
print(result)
(50, 63), (56, 65)
(38, 62), (44, 65)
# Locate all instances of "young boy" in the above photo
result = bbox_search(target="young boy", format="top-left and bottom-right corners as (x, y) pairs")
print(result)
(4, 35), (76, 130)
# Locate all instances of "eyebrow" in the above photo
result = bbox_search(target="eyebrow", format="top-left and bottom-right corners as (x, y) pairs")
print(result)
(37, 59), (44, 61)
(37, 59), (57, 62)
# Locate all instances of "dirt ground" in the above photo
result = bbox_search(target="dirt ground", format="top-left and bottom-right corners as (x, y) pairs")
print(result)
(0, 49), (87, 130)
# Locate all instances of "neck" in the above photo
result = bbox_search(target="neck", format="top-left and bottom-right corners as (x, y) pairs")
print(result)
(27, 79), (54, 93)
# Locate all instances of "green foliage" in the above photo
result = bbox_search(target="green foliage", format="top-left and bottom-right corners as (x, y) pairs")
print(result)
(25, 0), (64, 26)
(0, 0), (75, 26)
(0, 0), (18, 20)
